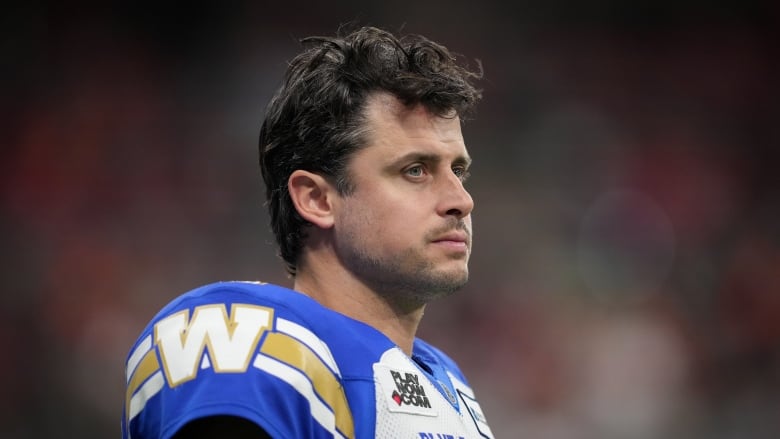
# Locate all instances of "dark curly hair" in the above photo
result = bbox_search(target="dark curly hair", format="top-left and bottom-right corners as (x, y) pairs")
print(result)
(258, 25), (482, 275)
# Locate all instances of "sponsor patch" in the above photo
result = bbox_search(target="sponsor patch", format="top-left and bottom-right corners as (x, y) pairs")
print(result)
(375, 364), (438, 417)
(438, 380), (459, 407)
(458, 390), (493, 438)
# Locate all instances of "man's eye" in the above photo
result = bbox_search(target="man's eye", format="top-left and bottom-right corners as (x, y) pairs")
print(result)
(453, 166), (471, 181)
(405, 166), (425, 177)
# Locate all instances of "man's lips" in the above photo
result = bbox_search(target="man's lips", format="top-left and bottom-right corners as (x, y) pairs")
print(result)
(432, 232), (469, 244)
(431, 232), (470, 251)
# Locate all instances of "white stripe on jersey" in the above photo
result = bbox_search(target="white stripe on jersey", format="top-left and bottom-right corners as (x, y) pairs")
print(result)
(126, 335), (152, 383)
(253, 353), (348, 439)
(127, 371), (165, 422)
(276, 318), (341, 376)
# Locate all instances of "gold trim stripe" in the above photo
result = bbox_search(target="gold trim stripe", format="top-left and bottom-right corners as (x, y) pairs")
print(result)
(125, 349), (161, 418)
(261, 332), (354, 439)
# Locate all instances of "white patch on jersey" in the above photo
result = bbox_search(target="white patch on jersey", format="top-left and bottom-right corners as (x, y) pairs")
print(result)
(372, 348), (495, 438)
(375, 363), (438, 417)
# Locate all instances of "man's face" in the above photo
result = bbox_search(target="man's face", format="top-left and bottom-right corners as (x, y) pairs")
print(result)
(332, 94), (474, 305)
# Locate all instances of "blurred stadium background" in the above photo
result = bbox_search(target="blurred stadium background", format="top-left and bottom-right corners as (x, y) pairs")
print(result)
(2, 1), (778, 438)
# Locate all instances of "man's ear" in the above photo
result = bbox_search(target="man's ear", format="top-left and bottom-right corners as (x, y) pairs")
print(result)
(288, 170), (336, 229)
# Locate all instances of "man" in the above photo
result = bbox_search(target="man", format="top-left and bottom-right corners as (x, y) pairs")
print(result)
(122, 25), (493, 438)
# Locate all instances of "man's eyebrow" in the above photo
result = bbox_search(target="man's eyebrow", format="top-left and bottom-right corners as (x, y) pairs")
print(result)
(386, 152), (472, 168)
(455, 154), (473, 167)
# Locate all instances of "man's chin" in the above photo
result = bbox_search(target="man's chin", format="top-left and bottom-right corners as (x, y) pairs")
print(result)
(426, 267), (469, 295)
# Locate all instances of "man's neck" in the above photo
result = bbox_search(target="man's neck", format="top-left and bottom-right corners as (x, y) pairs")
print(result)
(293, 261), (425, 357)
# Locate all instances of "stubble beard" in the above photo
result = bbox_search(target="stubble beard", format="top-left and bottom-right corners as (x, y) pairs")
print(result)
(341, 237), (470, 307)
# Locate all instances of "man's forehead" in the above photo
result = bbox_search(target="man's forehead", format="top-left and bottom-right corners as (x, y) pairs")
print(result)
(352, 92), (469, 166)
(364, 95), (461, 141)
(364, 92), (459, 125)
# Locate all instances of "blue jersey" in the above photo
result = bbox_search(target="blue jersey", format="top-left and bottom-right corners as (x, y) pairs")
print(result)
(122, 281), (494, 438)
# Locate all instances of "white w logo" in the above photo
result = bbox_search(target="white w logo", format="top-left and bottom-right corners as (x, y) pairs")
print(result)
(155, 304), (273, 386)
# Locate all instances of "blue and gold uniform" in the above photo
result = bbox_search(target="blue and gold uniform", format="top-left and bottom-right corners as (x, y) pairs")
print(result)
(123, 281), (494, 438)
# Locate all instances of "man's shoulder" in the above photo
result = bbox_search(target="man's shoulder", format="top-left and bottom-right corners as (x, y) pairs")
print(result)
(126, 280), (392, 373)
(156, 281), (297, 311)
(141, 281), (318, 328)
(123, 280), (372, 439)
(125, 281), (340, 380)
